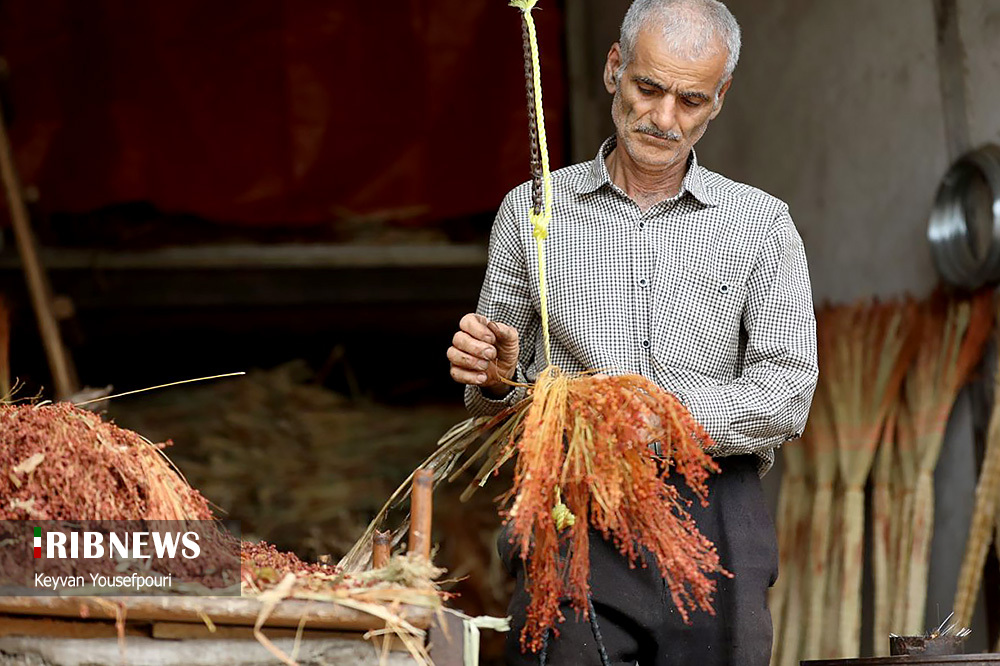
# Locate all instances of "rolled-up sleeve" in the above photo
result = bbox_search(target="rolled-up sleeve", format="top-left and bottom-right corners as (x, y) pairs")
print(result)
(674, 210), (818, 460)
(464, 193), (540, 417)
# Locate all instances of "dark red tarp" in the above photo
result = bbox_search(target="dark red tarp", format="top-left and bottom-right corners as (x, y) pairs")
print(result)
(0, 1), (566, 227)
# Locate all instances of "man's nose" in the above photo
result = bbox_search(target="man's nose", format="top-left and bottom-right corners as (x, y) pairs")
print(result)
(651, 95), (678, 132)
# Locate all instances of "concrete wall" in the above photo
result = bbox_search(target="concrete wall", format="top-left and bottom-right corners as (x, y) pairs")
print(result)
(696, 0), (1000, 304)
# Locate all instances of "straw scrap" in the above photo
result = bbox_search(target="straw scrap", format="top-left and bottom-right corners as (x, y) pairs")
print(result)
(241, 540), (446, 666)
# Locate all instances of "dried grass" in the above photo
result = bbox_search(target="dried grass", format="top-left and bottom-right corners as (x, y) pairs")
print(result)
(821, 299), (919, 657)
(111, 361), (471, 559)
(801, 377), (837, 660)
(242, 541), (444, 666)
(0, 402), (214, 521)
(500, 367), (724, 652)
(899, 290), (993, 633)
(953, 309), (1000, 628)
(872, 406), (897, 656)
(348, 367), (725, 653)
(772, 440), (810, 666)
(769, 439), (806, 666)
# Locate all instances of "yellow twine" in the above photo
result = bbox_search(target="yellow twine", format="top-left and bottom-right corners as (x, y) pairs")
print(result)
(552, 487), (576, 530)
(510, 0), (553, 365)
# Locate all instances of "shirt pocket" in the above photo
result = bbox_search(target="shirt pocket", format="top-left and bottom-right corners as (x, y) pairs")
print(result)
(654, 263), (746, 377)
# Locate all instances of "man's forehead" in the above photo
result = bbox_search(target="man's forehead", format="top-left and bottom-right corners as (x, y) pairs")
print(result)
(629, 27), (727, 89)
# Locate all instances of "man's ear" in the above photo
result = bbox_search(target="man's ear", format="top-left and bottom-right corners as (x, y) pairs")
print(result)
(710, 77), (733, 120)
(604, 43), (622, 94)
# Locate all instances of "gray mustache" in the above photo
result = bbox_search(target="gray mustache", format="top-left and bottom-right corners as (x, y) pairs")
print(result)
(636, 125), (681, 141)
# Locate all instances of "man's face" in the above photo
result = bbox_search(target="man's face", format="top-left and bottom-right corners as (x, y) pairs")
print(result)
(604, 27), (731, 170)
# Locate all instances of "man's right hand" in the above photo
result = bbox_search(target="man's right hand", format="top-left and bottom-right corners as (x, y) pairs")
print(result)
(447, 314), (519, 398)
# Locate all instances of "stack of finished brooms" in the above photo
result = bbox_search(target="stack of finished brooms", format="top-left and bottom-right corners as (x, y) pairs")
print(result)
(769, 290), (993, 664)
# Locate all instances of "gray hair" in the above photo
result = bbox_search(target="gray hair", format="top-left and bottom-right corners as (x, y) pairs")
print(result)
(617, 0), (741, 91)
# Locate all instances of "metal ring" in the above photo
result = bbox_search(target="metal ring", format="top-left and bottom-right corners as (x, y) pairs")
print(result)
(928, 144), (1000, 290)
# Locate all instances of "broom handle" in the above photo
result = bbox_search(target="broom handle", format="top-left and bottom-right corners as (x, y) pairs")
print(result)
(0, 97), (78, 399)
(372, 530), (391, 569)
(408, 469), (433, 560)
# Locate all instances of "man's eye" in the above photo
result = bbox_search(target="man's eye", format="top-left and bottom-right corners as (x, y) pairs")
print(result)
(638, 87), (656, 96)
(682, 97), (702, 107)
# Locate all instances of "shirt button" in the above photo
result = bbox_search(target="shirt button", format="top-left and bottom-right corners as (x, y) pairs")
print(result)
(720, 284), (729, 293)
(639, 278), (648, 287)
(641, 339), (650, 349)
(638, 221), (646, 230)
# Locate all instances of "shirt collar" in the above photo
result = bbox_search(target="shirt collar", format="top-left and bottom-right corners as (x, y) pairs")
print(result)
(576, 135), (717, 207)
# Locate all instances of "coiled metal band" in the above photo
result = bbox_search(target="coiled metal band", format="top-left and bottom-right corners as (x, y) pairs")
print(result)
(928, 144), (1000, 289)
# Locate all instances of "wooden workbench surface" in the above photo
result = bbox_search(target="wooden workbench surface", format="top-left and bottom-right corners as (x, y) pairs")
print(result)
(0, 594), (435, 632)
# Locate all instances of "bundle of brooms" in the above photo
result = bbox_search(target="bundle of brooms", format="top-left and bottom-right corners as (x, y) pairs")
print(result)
(893, 290), (993, 636)
(953, 298), (1000, 632)
(770, 290), (993, 665)
(345, 1), (728, 654)
(823, 299), (919, 657)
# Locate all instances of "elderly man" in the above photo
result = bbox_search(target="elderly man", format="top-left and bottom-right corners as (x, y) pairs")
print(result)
(447, 0), (817, 664)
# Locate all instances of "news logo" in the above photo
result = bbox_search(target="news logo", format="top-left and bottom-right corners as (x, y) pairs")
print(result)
(30, 525), (202, 560)
(3, 520), (241, 596)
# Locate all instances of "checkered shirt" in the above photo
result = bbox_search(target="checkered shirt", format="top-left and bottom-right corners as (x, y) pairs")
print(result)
(465, 137), (818, 475)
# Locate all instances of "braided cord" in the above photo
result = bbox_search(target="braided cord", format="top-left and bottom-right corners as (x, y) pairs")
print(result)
(511, 0), (552, 365)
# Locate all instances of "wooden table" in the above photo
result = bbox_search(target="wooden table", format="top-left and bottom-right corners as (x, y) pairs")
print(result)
(0, 595), (474, 665)
(802, 656), (1000, 665)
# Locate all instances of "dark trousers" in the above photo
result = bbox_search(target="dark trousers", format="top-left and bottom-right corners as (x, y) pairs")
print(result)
(500, 455), (778, 666)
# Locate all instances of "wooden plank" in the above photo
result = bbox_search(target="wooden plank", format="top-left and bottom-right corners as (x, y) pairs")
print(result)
(0, 244), (487, 271)
(0, 634), (420, 666)
(152, 621), (355, 641)
(0, 614), (146, 639)
(0, 97), (77, 398)
(0, 596), (434, 632)
(150, 621), (408, 652)
(804, 655), (1000, 665)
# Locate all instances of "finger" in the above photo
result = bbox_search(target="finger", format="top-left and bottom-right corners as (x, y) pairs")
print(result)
(460, 313), (496, 345)
(452, 331), (497, 361)
(486, 321), (517, 341)
(447, 346), (490, 372)
(450, 366), (488, 385)
(486, 320), (518, 344)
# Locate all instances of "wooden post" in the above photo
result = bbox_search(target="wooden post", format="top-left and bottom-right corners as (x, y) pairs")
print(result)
(372, 530), (390, 569)
(0, 96), (78, 399)
(408, 469), (433, 560)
